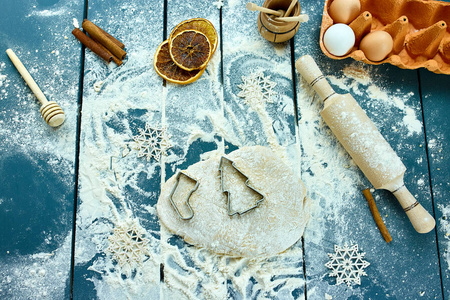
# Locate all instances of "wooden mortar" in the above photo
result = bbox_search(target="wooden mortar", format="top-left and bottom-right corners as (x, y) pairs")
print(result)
(257, 0), (301, 43)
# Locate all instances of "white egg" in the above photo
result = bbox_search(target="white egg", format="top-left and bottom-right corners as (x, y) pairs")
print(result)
(323, 24), (355, 56)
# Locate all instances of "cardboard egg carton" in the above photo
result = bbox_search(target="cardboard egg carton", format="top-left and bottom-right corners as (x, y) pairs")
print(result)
(320, 0), (450, 74)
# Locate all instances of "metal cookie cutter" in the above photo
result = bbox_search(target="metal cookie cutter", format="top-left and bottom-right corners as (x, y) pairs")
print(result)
(169, 171), (199, 220)
(218, 156), (265, 216)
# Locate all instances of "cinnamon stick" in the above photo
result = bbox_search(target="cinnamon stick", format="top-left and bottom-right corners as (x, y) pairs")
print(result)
(82, 19), (127, 60)
(72, 28), (113, 63)
(91, 37), (123, 66)
(363, 188), (392, 243)
(92, 22), (125, 49)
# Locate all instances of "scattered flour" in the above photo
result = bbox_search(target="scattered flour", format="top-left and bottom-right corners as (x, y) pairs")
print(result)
(212, 0), (224, 9)
(439, 205), (450, 271)
(295, 57), (440, 298)
(0, 76), (7, 90)
(417, 178), (425, 187)
(69, 0), (309, 298)
(1, 0), (443, 299)
(0, 63), (9, 97)
(72, 18), (79, 28)
(328, 63), (422, 137)
(1, 0), (80, 298)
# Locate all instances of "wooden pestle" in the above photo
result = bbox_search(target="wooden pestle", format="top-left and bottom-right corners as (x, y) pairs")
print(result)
(295, 55), (435, 234)
(283, 0), (297, 17)
(246, 2), (283, 16)
(6, 49), (65, 127)
(275, 15), (309, 23)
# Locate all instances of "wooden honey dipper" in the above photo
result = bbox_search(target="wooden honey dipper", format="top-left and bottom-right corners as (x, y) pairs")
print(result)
(296, 55), (435, 233)
(6, 49), (65, 127)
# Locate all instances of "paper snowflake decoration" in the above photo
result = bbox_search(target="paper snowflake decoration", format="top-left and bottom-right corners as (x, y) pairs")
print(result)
(325, 244), (370, 286)
(133, 122), (172, 161)
(106, 220), (150, 276)
(237, 70), (277, 105)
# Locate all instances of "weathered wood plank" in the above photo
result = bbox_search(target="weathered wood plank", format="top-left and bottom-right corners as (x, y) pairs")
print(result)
(420, 68), (450, 300)
(72, 0), (164, 298)
(294, 0), (442, 298)
(222, 1), (305, 298)
(161, 1), (226, 298)
(0, 0), (84, 298)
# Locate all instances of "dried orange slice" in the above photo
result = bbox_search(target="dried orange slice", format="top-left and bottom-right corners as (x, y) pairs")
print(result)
(169, 30), (211, 71)
(153, 40), (205, 85)
(169, 18), (218, 54)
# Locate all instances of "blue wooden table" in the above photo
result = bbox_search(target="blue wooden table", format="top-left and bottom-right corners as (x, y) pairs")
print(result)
(0, 0), (449, 299)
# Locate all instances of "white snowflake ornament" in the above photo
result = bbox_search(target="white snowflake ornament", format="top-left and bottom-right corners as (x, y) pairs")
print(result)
(133, 122), (172, 161)
(325, 244), (370, 286)
(106, 220), (150, 276)
(237, 70), (277, 105)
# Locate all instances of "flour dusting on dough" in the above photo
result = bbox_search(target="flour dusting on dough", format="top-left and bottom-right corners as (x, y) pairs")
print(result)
(158, 146), (310, 258)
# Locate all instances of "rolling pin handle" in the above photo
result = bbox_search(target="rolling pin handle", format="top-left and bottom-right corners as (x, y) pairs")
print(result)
(393, 185), (436, 233)
(295, 55), (336, 102)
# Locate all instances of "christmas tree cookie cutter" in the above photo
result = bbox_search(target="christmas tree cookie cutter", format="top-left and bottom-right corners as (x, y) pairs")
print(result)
(218, 156), (265, 216)
(169, 171), (199, 220)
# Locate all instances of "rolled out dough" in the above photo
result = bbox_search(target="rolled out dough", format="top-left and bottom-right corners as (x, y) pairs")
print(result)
(157, 146), (310, 257)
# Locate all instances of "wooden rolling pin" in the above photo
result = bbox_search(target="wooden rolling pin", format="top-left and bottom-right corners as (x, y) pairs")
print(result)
(296, 55), (435, 233)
